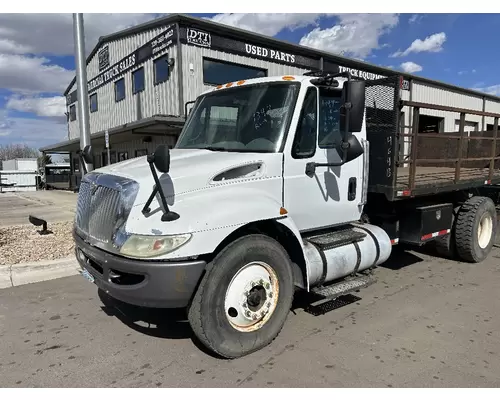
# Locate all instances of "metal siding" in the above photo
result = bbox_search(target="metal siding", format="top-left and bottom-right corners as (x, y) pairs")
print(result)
(484, 99), (500, 128)
(0, 171), (37, 192)
(87, 26), (172, 80)
(92, 135), (177, 168)
(181, 46), (310, 104)
(412, 82), (483, 132)
(67, 41), (179, 139)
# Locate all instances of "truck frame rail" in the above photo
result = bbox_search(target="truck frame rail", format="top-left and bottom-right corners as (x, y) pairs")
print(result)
(365, 76), (500, 201)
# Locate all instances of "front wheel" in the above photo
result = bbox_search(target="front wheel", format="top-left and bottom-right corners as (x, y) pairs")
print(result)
(187, 234), (294, 359)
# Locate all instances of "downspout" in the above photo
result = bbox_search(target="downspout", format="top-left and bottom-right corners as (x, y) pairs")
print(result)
(176, 22), (184, 118)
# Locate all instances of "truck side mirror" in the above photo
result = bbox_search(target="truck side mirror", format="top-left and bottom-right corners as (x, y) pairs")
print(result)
(151, 144), (171, 173)
(344, 134), (364, 163)
(81, 145), (93, 164)
(340, 80), (366, 134)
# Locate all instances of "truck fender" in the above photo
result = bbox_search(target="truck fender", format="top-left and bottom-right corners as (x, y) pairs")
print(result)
(275, 216), (311, 291)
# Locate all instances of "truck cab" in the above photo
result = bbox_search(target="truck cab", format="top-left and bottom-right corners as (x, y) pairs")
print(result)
(73, 72), (497, 359)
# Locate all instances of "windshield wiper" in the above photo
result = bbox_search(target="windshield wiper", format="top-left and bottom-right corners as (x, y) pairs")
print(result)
(202, 146), (228, 152)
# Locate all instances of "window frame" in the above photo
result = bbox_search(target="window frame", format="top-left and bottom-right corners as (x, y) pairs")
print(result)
(102, 150), (117, 166)
(89, 93), (98, 113)
(202, 57), (268, 86)
(153, 54), (170, 85)
(132, 67), (145, 94)
(291, 86), (318, 159)
(135, 149), (148, 157)
(118, 151), (129, 162)
(69, 104), (76, 121)
(114, 78), (126, 103)
(318, 87), (343, 150)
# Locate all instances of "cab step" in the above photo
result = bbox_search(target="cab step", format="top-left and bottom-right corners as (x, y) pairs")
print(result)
(311, 274), (376, 300)
(305, 227), (366, 251)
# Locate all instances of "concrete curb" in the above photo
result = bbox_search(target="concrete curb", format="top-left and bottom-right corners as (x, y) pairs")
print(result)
(0, 256), (82, 290)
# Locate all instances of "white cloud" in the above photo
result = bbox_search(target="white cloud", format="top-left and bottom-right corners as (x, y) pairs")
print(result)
(409, 14), (424, 24)
(298, 14), (399, 59)
(391, 32), (446, 57)
(400, 61), (423, 73)
(0, 110), (67, 148)
(6, 95), (66, 120)
(208, 13), (328, 37)
(0, 13), (160, 56)
(0, 54), (74, 94)
(473, 84), (500, 97)
(458, 69), (477, 76)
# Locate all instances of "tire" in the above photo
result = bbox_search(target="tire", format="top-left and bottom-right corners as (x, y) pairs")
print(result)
(434, 233), (457, 260)
(454, 196), (497, 263)
(187, 234), (295, 359)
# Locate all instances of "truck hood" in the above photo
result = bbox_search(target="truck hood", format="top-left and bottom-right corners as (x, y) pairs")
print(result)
(94, 148), (283, 206)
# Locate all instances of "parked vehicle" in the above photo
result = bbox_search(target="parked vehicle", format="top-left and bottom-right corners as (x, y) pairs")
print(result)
(73, 72), (500, 359)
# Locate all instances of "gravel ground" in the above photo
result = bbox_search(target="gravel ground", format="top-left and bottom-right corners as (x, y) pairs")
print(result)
(0, 221), (75, 265)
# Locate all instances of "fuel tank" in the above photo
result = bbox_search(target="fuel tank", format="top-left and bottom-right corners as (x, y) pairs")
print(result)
(303, 223), (392, 288)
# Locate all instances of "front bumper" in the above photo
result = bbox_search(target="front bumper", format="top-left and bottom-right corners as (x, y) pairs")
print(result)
(73, 232), (206, 308)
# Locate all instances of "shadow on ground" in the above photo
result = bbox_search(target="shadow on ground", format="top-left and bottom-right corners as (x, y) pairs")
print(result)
(97, 289), (224, 358)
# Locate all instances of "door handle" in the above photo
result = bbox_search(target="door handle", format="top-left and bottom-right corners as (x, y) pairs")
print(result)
(348, 177), (357, 201)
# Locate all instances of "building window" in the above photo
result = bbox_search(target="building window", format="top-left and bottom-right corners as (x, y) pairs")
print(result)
(202, 58), (267, 86)
(292, 87), (317, 159)
(118, 151), (129, 162)
(418, 115), (444, 133)
(115, 78), (125, 102)
(135, 149), (148, 157)
(102, 151), (117, 166)
(154, 54), (169, 85)
(69, 105), (76, 121)
(89, 93), (98, 113)
(132, 67), (145, 94)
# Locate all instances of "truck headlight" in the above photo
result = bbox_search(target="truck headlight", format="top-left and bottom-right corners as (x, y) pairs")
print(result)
(119, 233), (192, 258)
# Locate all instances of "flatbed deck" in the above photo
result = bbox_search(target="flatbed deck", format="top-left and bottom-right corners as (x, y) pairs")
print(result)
(396, 166), (500, 192)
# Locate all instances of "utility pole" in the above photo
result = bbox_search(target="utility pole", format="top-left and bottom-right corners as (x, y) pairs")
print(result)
(73, 13), (93, 175)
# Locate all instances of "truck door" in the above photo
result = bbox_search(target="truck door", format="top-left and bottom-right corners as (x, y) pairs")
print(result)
(282, 84), (365, 232)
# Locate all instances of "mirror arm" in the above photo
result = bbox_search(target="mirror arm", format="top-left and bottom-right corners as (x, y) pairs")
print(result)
(305, 154), (348, 178)
(142, 155), (179, 222)
(77, 150), (88, 175)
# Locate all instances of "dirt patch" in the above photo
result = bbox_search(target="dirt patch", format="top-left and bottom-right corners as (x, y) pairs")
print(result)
(0, 221), (74, 265)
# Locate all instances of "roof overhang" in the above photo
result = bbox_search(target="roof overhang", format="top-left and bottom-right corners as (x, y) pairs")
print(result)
(39, 115), (186, 153)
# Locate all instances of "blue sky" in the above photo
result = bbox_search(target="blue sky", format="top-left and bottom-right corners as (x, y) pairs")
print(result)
(1, 13), (499, 151)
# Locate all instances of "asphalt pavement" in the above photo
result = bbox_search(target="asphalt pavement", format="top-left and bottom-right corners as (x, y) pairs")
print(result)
(1, 243), (500, 388)
(0, 191), (76, 227)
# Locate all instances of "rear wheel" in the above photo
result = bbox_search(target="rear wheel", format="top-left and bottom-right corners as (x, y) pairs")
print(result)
(454, 196), (497, 263)
(188, 234), (294, 359)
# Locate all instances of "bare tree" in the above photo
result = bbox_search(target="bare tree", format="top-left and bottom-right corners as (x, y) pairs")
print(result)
(0, 144), (40, 169)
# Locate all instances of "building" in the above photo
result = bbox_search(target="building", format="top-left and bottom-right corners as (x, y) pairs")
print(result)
(1, 158), (38, 172)
(40, 13), (500, 188)
(0, 158), (38, 192)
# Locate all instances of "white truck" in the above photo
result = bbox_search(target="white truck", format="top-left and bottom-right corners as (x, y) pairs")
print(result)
(74, 72), (500, 359)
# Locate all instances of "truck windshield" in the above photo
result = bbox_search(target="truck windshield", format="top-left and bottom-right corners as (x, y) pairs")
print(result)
(176, 82), (300, 153)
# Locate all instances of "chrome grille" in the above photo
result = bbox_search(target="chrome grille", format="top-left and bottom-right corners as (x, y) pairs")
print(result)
(75, 173), (139, 246)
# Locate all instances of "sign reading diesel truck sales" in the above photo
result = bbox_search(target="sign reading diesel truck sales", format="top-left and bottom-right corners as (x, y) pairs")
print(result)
(86, 26), (176, 94)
